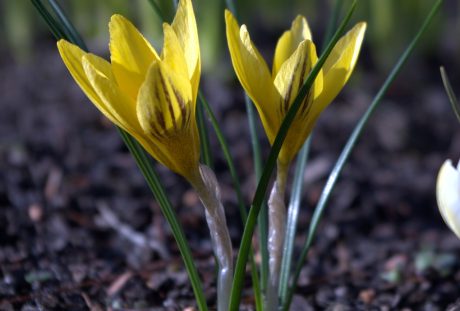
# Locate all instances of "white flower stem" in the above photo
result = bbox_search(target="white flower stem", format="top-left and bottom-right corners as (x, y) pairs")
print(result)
(190, 164), (233, 311)
(265, 162), (288, 311)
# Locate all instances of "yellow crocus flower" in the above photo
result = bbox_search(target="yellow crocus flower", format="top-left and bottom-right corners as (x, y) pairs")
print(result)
(57, 0), (201, 181)
(225, 10), (366, 166)
(437, 159), (460, 238)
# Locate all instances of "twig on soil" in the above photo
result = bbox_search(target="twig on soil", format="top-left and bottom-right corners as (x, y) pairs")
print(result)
(106, 271), (134, 296)
(97, 204), (170, 259)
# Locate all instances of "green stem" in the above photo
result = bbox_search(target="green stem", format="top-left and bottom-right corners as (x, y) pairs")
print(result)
(199, 91), (264, 311)
(47, 0), (88, 50)
(119, 130), (209, 311)
(197, 100), (214, 168)
(440, 66), (460, 123)
(228, 2), (357, 309)
(282, 1), (443, 309)
(321, 0), (343, 52)
(246, 96), (269, 294)
(278, 137), (311, 302)
(279, 0), (340, 303)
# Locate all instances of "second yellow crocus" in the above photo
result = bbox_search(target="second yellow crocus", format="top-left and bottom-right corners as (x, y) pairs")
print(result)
(226, 11), (366, 309)
(225, 10), (366, 166)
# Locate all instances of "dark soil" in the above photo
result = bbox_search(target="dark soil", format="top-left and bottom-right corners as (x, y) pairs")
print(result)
(1, 39), (460, 311)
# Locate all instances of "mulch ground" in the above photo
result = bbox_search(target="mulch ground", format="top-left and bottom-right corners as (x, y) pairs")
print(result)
(1, 40), (460, 311)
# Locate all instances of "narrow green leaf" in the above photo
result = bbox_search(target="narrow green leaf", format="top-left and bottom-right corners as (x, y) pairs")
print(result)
(278, 137), (310, 300)
(440, 66), (460, 123)
(222, 0), (265, 307)
(199, 93), (246, 219)
(282, 1), (443, 309)
(229, 2), (358, 309)
(321, 0), (344, 52)
(147, 0), (168, 21)
(30, 0), (66, 40)
(118, 130), (209, 311)
(279, 0), (343, 302)
(47, 0), (88, 51)
(246, 96), (269, 293)
(225, 0), (238, 19)
(32, 2), (208, 310)
(199, 88), (264, 311)
(197, 101), (214, 168)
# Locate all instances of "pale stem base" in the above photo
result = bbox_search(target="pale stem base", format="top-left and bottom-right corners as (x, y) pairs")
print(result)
(190, 164), (233, 311)
(265, 163), (288, 311)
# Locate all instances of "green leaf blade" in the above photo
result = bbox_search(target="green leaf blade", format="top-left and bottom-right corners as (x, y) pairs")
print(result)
(228, 1), (358, 309)
(282, 1), (444, 309)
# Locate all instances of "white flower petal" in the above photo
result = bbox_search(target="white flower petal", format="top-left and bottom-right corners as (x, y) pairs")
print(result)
(436, 159), (460, 238)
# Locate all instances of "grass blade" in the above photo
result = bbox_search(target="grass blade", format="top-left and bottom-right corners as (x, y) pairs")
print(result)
(30, 0), (66, 40)
(246, 96), (269, 293)
(222, 0), (266, 307)
(47, 0), (88, 51)
(32, 1), (208, 309)
(199, 91), (264, 311)
(440, 66), (460, 123)
(321, 0), (344, 52)
(278, 137), (310, 300)
(199, 93), (246, 220)
(197, 100), (214, 168)
(282, 1), (443, 309)
(279, 0), (343, 301)
(228, 2), (358, 309)
(118, 130), (208, 311)
(147, 0), (168, 21)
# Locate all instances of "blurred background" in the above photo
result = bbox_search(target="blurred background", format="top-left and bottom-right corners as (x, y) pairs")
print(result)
(2, 0), (460, 309)
(2, 0), (459, 70)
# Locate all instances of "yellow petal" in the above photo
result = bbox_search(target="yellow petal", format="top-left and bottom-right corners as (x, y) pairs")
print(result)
(274, 40), (322, 115)
(82, 53), (140, 134)
(225, 10), (280, 134)
(109, 14), (160, 101)
(137, 61), (200, 178)
(57, 40), (102, 111)
(137, 61), (193, 136)
(437, 159), (460, 237)
(171, 0), (200, 100)
(57, 40), (125, 129)
(314, 22), (366, 111)
(161, 23), (189, 80)
(273, 40), (323, 165)
(273, 15), (312, 76)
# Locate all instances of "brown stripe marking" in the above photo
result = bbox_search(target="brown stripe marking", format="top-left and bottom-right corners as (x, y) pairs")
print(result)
(159, 70), (177, 131)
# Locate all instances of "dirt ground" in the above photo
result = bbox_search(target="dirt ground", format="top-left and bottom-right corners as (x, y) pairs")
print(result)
(1, 32), (460, 311)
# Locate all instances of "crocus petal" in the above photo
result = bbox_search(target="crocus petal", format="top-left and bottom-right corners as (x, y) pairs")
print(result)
(109, 14), (160, 101)
(225, 10), (280, 131)
(273, 40), (323, 165)
(274, 40), (322, 115)
(437, 159), (460, 238)
(161, 23), (189, 80)
(273, 15), (312, 76)
(137, 61), (199, 178)
(57, 40), (125, 129)
(314, 22), (366, 113)
(57, 41), (103, 111)
(172, 0), (200, 100)
(82, 54), (141, 134)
